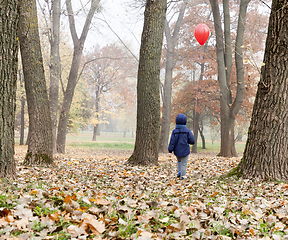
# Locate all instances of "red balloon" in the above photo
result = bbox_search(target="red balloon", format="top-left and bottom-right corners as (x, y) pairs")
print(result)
(194, 24), (210, 46)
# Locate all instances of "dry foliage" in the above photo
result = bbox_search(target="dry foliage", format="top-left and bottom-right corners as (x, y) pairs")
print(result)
(0, 146), (287, 239)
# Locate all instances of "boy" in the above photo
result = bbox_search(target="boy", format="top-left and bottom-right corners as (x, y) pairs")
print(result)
(168, 114), (195, 180)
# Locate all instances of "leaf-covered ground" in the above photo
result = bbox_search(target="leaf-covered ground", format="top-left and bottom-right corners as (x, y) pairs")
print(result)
(1, 146), (288, 240)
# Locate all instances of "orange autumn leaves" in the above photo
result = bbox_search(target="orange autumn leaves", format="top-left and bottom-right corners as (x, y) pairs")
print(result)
(1, 147), (288, 239)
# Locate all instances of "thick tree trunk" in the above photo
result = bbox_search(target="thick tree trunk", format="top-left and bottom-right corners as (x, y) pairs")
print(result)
(56, 0), (99, 153)
(0, 0), (19, 178)
(19, 0), (53, 165)
(159, 1), (187, 153)
(219, 114), (237, 157)
(49, 0), (61, 154)
(128, 0), (167, 166)
(25, 128), (30, 146)
(235, 0), (288, 181)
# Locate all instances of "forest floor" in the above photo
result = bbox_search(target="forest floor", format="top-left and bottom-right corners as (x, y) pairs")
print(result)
(0, 145), (288, 240)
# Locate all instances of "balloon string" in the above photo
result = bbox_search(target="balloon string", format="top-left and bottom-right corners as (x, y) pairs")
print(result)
(193, 45), (202, 134)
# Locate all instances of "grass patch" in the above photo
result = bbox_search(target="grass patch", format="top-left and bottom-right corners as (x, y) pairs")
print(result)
(196, 141), (245, 154)
(69, 141), (134, 150)
(66, 131), (135, 143)
(15, 131), (246, 154)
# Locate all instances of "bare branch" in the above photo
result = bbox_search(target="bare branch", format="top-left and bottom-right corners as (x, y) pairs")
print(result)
(65, 0), (78, 45)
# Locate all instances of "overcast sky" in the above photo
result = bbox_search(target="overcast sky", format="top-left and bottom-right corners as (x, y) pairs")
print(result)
(83, 0), (144, 55)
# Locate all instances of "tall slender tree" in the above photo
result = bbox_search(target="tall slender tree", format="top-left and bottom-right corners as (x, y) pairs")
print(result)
(159, 0), (188, 153)
(209, 0), (250, 157)
(19, 0), (53, 165)
(49, 0), (61, 153)
(35, 0), (61, 153)
(128, 0), (167, 165)
(56, 0), (100, 153)
(0, 0), (20, 178)
(232, 0), (288, 180)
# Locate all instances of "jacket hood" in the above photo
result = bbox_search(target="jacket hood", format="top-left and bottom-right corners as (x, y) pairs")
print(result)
(176, 114), (187, 125)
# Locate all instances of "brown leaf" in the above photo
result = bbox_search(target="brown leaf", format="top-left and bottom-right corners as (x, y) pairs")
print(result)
(81, 214), (105, 234)
(64, 194), (77, 204)
(137, 214), (154, 223)
(180, 213), (190, 224)
(90, 197), (111, 205)
(49, 212), (60, 221)
(0, 209), (11, 218)
(67, 225), (86, 238)
(183, 206), (196, 218)
(14, 217), (29, 231)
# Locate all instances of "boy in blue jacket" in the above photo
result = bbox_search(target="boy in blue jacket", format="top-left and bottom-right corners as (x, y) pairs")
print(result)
(168, 114), (195, 180)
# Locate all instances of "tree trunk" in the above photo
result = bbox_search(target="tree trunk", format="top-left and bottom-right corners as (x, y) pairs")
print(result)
(25, 128), (30, 145)
(159, 46), (173, 153)
(19, 0), (53, 165)
(209, 0), (250, 157)
(159, 1), (187, 153)
(200, 131), (206, 149)
(19, 70), (25, 146)
(92, 125), (98, 141)
(219, 114), (237, 157)
(192, 111), (200, 153)
(128, 0), (167, 166)
(20, 96), (25, 145)
(235, 0), (288, 181)
(192, 51), (206, 153)
(199, 120), (206, 149)
(49, 0), (61, 154)
(0, 0), (19, 178)
(56, 0), (99, 153)
(92, 87), (100, 141)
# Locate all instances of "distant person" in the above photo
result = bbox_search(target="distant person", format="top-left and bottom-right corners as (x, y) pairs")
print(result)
(168, 114), (195, 180)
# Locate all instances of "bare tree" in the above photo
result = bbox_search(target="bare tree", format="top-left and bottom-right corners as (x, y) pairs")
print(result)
(159, 0), (188, 153)
(56, 0), (100, 153)
(209, 0), (250, 157)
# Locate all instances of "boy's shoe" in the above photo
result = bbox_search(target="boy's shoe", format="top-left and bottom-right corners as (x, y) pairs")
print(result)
(180, 176), (186, 181)
(177, 171), (181, 178)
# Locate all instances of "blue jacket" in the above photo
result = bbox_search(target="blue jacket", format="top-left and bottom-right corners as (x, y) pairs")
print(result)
(168, 114), (195, 157)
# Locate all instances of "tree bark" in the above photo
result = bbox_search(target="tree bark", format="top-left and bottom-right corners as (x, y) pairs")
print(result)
(0, 0), (19, 178)
(159, 1), (187, 153)
(199, 127), (206, 149)
(192, 48), (207, 153)
(235, 0), (288, 181)
(56, 0), (99, 153)
(192, 111), (200, 153)
(128, 0), (167, 166)
(49, 0), (61, 154)
(92, 88), (100, 141)
(20, 96), (25, 146)
(209, 0), (250, 157)
(19, 70), (25, 146)
(19, 0), (53, 165)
